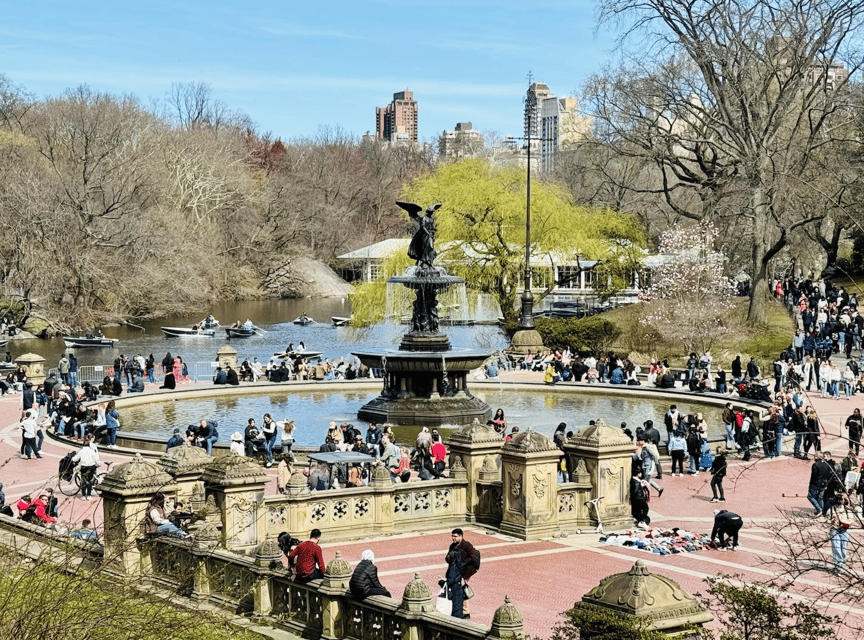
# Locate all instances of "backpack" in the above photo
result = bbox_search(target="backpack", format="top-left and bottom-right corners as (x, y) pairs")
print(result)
(470, 545), (481, 570)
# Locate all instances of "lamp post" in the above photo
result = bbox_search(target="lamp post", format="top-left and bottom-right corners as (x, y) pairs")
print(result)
(509, 79), (550, 355)
(518, 88), (536, 330)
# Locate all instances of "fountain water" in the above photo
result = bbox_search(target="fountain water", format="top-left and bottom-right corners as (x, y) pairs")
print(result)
(353, 202), (491, 426)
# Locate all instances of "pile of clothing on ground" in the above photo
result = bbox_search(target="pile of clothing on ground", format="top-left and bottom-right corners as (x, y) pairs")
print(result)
(600, 527), (711, 555)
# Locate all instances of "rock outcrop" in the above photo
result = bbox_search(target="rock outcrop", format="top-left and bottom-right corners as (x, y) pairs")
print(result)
(263, 257), (353, 298)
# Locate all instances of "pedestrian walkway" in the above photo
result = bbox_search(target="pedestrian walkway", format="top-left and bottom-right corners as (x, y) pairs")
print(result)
(1, 376), (862, 637)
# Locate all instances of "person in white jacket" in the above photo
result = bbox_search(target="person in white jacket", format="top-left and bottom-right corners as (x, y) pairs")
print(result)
(72, 434), (100, 500)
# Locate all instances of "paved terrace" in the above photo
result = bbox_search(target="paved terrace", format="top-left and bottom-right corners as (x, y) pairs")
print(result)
(1, 369), (862, 638)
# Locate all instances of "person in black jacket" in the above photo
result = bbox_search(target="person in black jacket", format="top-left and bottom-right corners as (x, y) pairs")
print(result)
(808, 453), (833, 515)
(711, 509), (743, 549)
(349, 550), (391, 599)
(709, 448), (727, 502)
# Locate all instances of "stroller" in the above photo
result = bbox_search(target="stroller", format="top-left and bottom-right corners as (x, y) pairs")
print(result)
(698, 441), (715, 471)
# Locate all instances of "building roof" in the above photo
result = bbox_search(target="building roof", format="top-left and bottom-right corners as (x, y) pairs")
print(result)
(336, 238), (410, 261)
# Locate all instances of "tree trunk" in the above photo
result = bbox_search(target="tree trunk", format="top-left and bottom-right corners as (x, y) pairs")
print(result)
(746, 183), (772, 325)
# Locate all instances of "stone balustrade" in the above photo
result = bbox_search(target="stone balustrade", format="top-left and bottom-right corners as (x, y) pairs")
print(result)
(145, 537), (524, 640)
(265, 476), (468, 542)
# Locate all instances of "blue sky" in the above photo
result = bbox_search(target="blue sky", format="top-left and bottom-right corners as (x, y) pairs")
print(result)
(3, 1), (616, 141)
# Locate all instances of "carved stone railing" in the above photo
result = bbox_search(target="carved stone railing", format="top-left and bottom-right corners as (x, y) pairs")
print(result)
(556, 483), (593, 530)
(264, 478), (469, 541)
(144, 538), (525, 640)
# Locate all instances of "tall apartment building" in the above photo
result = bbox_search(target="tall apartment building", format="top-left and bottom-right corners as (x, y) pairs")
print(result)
(375, 90), (418, 142)
(524, 82), (551, 140)
(540, 96), (591, 172)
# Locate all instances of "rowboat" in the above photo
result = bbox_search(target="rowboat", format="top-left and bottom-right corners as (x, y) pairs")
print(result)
(0, 339), (8, 350)
(331, 316), (351, 327)
(63, 336), (118, 348)
(293, 315), (314, 326)
(225, 326), (259, 338)
(161, 326), (216, 337)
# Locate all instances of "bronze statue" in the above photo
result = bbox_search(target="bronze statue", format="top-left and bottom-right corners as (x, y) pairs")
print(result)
(397, 201), (441, 270)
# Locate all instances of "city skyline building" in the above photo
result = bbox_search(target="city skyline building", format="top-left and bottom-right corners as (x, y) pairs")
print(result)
(438, 122), (484, 160)
(524, 82), (551, 140)
(375, 90), (418, 143)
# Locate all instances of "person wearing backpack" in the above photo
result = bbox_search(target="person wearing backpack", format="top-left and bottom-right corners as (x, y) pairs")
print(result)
(633, 437), (663, 497)
(444, 528), (479, 619)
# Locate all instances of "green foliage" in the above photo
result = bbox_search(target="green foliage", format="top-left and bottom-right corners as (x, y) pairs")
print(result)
(551, 604), (668, 640)
(535, 317), (622, 354)
(347, 250), (414, 327)
(400, 159), (646, 327)
(0, 550), (259, 640)
(702, 576), (838, 640)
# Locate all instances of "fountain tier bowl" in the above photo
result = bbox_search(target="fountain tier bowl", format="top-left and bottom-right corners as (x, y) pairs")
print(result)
(352, 347), (490, 373)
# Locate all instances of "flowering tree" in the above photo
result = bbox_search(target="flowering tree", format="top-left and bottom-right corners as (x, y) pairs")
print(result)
(644, 224), (735, 355)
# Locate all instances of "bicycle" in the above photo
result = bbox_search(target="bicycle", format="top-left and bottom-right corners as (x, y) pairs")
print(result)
(58, 461), (115, 497)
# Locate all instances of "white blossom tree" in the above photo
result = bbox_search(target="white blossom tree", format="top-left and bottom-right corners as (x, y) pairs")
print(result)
(644, 223), (735, 355)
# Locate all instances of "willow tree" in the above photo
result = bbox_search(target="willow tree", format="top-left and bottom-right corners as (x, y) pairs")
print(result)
(382, 159), (645, 328)
(587, 0), (864, 324)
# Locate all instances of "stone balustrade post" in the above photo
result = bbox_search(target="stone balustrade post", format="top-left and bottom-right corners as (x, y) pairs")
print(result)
(399, 573), (436, 640)
(216, 345), (238, 370)
(447, 419), (504, 522)
(487, 595), (526, 640)
(202, 452), (270, 553)
(499, 429), (561, 540)
(251, 540), (283, 619)
(563, 420), (635, 530)
(320, 552), (352, 640)
(158, 441), (209, 504)
(98, 454), (177, 575)
(15, 352), (46, 386)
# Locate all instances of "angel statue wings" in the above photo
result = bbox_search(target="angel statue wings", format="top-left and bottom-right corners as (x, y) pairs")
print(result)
(397, 201), (442, 270)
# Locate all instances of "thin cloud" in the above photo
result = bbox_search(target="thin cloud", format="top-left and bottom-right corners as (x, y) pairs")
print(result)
(256, 22), (377, 42)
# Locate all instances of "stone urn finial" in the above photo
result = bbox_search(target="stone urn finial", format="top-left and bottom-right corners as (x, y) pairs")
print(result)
(491, 595), (525, 639)
(323, 551), (352, 589)
(400, 573), (434, 613)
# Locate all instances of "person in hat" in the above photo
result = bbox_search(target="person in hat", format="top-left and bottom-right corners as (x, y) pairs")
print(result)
(166, 428), (185, 451)
(230, 431), (244, 456)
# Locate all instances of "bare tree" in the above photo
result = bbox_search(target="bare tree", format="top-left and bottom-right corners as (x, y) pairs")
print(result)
(588, 0), (864, 323)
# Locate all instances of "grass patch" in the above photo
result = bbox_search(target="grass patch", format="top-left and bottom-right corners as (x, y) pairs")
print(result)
(599, 296), (794, 371)
(830, 276), (864, 296)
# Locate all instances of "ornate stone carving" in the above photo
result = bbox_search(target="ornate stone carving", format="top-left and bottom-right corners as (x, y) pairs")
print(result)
(479, 454), (499, 481)
(158, 441), (211, 476)
(449, 418), (501, 445)
(504, 428), (557, 453)
(570, 419), (633, 448)
(532, 473), (548, 499)
(324, 550), (351, 578)
(490, 595), (525, 640)
(254, 539), (282, 567)
(579, 560), (713, 630)
(400, 572), (434, 613)
(202, 452), (269, 486)
(99, 453), (174, 493)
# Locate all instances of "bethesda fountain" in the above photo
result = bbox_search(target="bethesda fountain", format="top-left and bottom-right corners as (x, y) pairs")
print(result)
(353, 201), (492, 427)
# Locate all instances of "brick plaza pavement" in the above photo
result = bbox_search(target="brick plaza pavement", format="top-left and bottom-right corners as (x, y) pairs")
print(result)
(1, 374), (863, 637)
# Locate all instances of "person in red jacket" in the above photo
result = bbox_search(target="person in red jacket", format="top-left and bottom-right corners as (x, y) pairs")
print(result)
(289, 529), (325, 583)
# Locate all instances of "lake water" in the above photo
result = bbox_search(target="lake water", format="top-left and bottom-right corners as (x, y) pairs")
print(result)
(6, 297), (510, 371)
